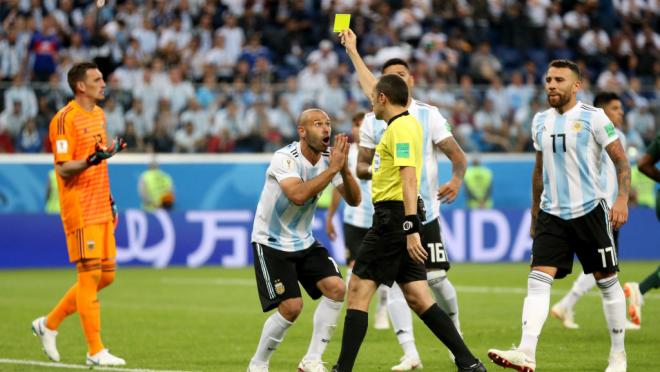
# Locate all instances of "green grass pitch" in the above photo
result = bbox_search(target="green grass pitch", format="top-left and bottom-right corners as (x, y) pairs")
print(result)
(0, 262), (657, 371)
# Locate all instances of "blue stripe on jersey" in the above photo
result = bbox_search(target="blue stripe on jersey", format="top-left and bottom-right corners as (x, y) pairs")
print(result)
(534, 113), (551, 209)
(268, 193), (290, 248)
(552, 115), (571, 219)
(287, 201), (313, 251)
(576, 110), (596, 215)
(360, 179), (372, 227)
(418, 108), (434, 222)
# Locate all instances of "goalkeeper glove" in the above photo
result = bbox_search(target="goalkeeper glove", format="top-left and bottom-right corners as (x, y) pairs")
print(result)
(110, 195), (119, 230)
(87, 137), (126, 166)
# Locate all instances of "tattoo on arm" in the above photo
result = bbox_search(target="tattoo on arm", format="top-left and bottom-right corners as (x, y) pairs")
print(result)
(437, 137), (467, 179)
(606, 140), (630, 198)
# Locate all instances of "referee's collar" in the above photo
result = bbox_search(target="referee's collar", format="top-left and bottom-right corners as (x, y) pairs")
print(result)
(387, 110), (410, 126)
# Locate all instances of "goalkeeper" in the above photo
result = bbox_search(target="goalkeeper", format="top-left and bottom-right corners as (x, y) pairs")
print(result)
(31, 62), (127, 367)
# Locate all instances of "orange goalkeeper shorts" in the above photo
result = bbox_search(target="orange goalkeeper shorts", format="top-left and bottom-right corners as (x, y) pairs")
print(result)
(66, 222), (116, 263)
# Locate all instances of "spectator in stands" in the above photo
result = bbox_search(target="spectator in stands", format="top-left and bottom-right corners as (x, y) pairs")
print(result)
(16, 118), (43, 153)
(65, 31), (90, 64)
(28, 15), (60, 81)
(318, 73), (347, 120)
(121, 121), (144, 152)
(269, 95), (297, 141)
(239, 33), (271, 71)
(512, 99), (543, 152)
(470, 41), (502, 84)
(196, 71), (220, 110)
(104, 96), (125, 139)
(145, 117), (174, 153)
(427, 77), (455, 119)
(307, 39), (339, 74)
(579, 22), (610, 70)
(205, 33), (234, 81)
(217, 13), (245, 64)
(212, 98), (242, 142)
(163, 67), (195, 113)
(597, 60), (628, 92)
(474, 98), (510, 152)
(0, 100), (26, 140)
(0, 29), (25, 82)
(484, 76), (508, 119)
(125, 98), (151, 139)
(4, 75), (38, 120)
(132, 16), (158, 55)
(505, 71), (534, 114)
(297, 58), (327, 105)
(626, 102), (655, 145)
(180, 98), (210, 137)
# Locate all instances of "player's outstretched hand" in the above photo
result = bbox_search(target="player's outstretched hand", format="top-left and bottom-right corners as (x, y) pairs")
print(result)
(437, 179), (461, 204)
(87, 136), (127, 166)
(407, 233), (427, 264)
(339, 28), (357, 52)
(610, 197), (628, 230)
(329, 134), (348, 173)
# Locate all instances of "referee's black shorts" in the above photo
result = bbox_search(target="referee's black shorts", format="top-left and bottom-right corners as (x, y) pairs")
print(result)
(352, 201), (427, 287)
(532, 201), (619, 279)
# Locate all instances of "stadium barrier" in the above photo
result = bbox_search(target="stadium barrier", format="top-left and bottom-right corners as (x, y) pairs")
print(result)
(0, 154), (535, 212)
(1, 208), (657, 269)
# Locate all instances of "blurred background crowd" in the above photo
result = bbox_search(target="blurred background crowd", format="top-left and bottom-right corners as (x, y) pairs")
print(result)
(0, 0), (657, 155)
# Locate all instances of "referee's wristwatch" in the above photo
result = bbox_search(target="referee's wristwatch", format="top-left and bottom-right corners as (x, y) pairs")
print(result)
(403, 215), (420, 235)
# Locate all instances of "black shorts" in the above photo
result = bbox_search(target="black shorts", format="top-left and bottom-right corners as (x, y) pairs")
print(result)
(353, 201), (427, 287)
(252, 241), (342, 312)
(422, 218), (451, 271)
(343, 223), (369, 264)
(532, 201), (618, 279)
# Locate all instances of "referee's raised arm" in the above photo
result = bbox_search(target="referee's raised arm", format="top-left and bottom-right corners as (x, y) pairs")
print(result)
(339, 29), (378, 99)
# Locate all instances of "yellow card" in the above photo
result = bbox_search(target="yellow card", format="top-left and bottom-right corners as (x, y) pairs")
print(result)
(333, 14), (351, 32)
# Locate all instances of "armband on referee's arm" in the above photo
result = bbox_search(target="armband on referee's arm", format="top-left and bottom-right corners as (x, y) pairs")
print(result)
(402, 215), (420, 235)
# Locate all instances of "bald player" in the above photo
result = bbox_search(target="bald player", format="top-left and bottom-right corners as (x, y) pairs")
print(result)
(248, 109), (361, 372)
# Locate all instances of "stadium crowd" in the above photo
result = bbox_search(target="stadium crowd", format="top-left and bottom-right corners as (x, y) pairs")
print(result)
(0, 0), (657, 154)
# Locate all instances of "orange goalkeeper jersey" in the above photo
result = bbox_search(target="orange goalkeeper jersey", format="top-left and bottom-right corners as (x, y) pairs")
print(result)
(49, 100), (112, 235)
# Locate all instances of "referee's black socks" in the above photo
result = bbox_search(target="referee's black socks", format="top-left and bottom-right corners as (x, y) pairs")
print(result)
(334, 309), (368, 372)
(420, 304), (478, 368)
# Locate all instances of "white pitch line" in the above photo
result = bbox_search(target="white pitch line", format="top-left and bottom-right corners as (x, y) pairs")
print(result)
(0, 358), (196, 372)
(159, 277), (660, 300)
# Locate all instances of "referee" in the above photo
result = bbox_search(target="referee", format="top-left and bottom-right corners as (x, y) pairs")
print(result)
(332, 74), (485, 372)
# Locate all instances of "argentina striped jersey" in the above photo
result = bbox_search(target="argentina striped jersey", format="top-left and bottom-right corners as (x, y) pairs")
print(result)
(360, 99), (453, 223)
(343, 143), (373, 229)
(252, 142), (343, 252)
(531, 101), (620, 219)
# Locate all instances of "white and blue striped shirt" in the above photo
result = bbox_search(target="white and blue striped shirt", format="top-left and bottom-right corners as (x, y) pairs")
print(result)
(252, 142), (343, 252)
(343, 143), (373, 229)
(360, 99), (453, 223)
(532, 101), (619, 219)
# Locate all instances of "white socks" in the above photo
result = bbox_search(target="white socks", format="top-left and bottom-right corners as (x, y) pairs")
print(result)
(519, 271), (553, 360)
(250, 311), (293, 366)
(427, 270), (461, 332)
(557, 272), (596, 311)
(597, 275), (626, 354)
(303, 296), (343, 361)
(387, 283), (420, 360)
(376, 284), (388, 313)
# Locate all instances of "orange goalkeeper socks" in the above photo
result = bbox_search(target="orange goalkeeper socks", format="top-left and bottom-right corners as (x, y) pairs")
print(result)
(76, 259), (104, 355)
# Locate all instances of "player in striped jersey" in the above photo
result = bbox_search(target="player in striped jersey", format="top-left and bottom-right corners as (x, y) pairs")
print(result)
(340, 29), (468, 370)
(488, 60), (630, 372)
(551, 92), (639, 331)
(32, 62), (126, 366)
(248, 109), (361, 372)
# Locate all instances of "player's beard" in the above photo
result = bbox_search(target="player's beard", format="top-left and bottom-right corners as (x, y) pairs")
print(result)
(547, 89), (570, 109)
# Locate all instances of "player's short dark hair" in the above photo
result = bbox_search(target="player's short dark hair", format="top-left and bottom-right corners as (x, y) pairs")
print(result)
(68, 62), (99, 94)
(548, 59), (581, 80)
(375, 74), (409, 106)
(593, 92), (621, 108)
(381, 58), (409, 73)
(352, 112), (365, 125)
